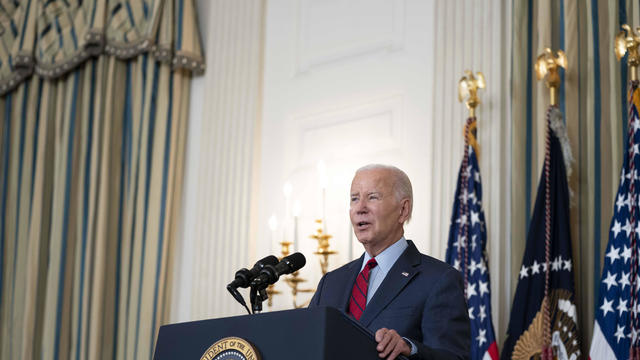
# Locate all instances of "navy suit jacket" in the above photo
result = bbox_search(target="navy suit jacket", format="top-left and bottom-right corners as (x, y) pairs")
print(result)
(308, 240), (470, 360)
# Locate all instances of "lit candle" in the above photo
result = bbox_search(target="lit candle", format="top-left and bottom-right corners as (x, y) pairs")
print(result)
(283, 181), (292, 217)
(268, 214), (278, 254)
(317, 160), (328, 231)
(283, 181), (292, 246)
(293, 200), (301, 252)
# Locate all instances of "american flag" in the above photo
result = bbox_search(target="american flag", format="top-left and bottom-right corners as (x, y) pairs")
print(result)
(590, 82), (640, 359)
(501, 107), (580, 360)
(446, 118), (499, 360)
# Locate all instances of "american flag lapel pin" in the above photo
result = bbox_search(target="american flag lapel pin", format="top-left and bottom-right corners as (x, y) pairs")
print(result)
(401, 272), (409, 277)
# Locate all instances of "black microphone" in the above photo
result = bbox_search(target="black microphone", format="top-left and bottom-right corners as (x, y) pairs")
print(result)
(227, 255), (279, 290)
(250, 252), (306, 289)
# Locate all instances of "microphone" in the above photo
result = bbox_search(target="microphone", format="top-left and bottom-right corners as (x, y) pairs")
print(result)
(250, 252), (306, 289)
(227, 255), (279, 314)
(227, 255), (279, 290)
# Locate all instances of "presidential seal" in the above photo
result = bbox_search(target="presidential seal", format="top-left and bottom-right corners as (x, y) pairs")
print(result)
(200, 337), (261, 360)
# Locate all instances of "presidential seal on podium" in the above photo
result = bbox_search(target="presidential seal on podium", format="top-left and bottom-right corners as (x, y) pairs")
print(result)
(200, 337), (261, 360)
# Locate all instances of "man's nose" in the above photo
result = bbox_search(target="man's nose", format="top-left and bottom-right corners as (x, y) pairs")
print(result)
(355, 200), (368, 213)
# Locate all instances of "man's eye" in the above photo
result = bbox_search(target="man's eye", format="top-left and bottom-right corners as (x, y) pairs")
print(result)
(351, 197), (358, 202)
(369, 195), (379, 200)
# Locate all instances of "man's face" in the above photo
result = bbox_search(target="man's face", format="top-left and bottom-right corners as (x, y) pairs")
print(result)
(349, 169), (406, 255)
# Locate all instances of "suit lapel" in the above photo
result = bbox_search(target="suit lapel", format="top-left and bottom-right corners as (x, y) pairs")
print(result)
(359, 241), (422, 327)
(339, 255), (364, 312)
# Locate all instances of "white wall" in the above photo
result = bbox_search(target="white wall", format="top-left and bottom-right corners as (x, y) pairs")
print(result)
(174, 0), (512, 344)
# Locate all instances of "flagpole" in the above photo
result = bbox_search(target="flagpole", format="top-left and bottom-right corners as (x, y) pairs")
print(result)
(535, 47), (567, 360)
(615, 24), (640, 359)
(457, 70), (485, 295)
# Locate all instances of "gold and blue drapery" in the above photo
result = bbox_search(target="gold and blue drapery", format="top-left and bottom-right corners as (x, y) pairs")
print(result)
(0, 1), (204, 359)
(510, 0), (640, 354)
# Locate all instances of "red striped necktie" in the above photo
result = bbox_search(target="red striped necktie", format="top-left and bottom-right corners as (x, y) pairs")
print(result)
(349, 258), (378, 320)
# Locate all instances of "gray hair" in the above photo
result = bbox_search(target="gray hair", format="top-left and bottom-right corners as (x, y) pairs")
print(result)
(355, 164), (413, 221)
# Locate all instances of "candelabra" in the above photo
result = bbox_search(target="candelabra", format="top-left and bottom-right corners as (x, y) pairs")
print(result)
(310, 219), (337, 275)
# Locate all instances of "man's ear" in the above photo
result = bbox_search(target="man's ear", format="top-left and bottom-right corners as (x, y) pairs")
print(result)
(398, 198), (411, 223)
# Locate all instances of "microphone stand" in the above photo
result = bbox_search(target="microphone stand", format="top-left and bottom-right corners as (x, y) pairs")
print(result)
(250, 285), (269, 314)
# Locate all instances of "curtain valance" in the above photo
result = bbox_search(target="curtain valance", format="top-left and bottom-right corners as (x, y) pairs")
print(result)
(0, 0), (204, 96)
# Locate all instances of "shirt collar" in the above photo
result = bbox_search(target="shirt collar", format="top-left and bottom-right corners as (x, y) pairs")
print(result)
(361, 236), (408, 273)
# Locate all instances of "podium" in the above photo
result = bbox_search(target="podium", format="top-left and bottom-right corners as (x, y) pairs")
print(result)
(154, 307), (394, 359)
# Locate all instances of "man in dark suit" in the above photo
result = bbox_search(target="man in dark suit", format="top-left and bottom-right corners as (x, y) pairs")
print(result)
(309, 164), (470, 360)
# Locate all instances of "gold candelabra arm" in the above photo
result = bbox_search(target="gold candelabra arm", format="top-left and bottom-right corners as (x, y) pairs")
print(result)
(265, 284), (281, 308)
(309, 219), (337, 276)
(284, 271), (316, 308)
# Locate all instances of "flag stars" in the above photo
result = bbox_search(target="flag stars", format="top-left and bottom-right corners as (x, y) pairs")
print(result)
(477, 260), (487, 274)
(469, 259), (479, 275)
(563, 259), (572, 271)
(453, 235), (464, 251)
(459, 191), (470, 204)
(606, 245), (621, 264)
(623, 220), (633, 238)
(479, 305), (487, 322)
(551, 256), (562, 271)
(633, 118), (640, 133)
(615, 325), (627, 343)
(469, 191), (478, 204)
(476, 329), (487, 346)
(616, 195), (626, 213)
(463, 164), (473, 179)
(617, 298), (628, 316)
(479, 280), (489, 297)
(520, 265), (529, 279)
(468, 306), (475, 320)
(466, 283), (477, 299)
(601, 298), (614, 317)
(530, 260), (541, 275)
(471, 211), (480, 226)
(603, 271), (618, 291)
(622, 245), (632, 264)
(612, 220), (623, 238)
(627, 194), (636, 209)
(620, 271), (630, 290)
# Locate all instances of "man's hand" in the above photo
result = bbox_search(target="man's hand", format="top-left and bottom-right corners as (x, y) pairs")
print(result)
(375, 328), (411, 359)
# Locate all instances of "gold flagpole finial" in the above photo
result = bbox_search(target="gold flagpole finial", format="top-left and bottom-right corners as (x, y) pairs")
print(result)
(458, 70), (485, 118)
(535, 48), (567, 106)
(615, 24), (640, 81)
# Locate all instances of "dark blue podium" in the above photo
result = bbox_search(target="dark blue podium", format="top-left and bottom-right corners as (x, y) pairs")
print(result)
(153, 307), (388, 359)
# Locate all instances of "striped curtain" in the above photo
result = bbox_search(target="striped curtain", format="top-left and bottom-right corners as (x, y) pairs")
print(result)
(0, 1), (203, 359)
(511, 0), (639, 353)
